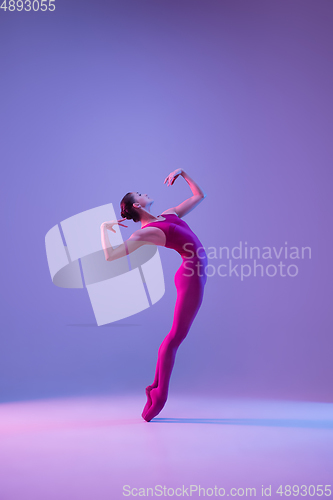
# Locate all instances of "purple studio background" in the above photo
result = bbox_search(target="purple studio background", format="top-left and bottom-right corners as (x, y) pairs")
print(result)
(1, 0), (332, 404)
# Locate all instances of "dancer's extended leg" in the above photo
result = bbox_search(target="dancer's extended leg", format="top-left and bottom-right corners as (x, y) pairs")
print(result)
(142, 267), (205, 421)
(141, 332), (171, 417)
(142, 330), (169, 415)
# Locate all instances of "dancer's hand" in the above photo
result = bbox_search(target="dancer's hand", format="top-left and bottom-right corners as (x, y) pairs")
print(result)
(164, 169), (183, 186)
(101, 218), (128, 233)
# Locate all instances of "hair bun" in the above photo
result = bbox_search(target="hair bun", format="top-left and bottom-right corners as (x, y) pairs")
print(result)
(121, 209), (130, 220)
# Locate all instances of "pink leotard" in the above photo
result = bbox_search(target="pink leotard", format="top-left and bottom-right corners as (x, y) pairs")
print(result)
(141, 214), (208, 422)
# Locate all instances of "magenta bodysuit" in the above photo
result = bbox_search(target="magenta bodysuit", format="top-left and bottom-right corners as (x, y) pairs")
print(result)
(141, 214), (208, 422)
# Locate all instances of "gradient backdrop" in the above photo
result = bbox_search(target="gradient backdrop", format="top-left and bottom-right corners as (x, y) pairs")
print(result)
(1, 0), (332, 405)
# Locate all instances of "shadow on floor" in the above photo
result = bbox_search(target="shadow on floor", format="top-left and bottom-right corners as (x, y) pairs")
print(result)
(66, 323), (141, 327)
(152, 417), (333, 428)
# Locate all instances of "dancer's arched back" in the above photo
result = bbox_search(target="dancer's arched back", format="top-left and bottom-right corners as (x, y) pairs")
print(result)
(101, 169), (208, 421)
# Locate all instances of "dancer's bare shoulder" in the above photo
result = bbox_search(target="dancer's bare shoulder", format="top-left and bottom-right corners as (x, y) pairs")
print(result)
(129, 227), (166, 247)
(161, 209), (179, 216)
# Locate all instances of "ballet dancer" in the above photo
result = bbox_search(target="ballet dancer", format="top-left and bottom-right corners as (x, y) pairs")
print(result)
(100, 169), (208, 422)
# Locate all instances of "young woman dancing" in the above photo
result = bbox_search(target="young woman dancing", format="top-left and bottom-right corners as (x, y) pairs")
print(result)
(100, 169), (208, 422)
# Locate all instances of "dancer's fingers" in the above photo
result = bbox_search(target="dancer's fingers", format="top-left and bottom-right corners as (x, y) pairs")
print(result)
(165, 175), (172, 186)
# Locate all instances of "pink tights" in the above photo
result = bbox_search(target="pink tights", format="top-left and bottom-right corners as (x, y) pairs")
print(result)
(142, 260), (206, 422)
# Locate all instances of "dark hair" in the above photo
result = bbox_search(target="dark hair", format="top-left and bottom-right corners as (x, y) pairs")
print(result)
(120, 192), (140, 222)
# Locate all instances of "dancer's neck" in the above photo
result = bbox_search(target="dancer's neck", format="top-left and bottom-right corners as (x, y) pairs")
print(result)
(140, 211), (160, 228)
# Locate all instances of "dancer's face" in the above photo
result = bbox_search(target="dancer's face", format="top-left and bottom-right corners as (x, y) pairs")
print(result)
(131, 192), (154, 210)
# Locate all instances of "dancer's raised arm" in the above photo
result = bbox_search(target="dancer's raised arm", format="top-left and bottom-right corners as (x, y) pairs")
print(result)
(163, 168), (207, 218)
(163, 169), (207, 218)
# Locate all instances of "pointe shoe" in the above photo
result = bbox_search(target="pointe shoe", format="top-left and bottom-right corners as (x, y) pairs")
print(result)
(142, 398), (152, 419)
(142, 385), (155, 419)
(143, 388), (167, 422)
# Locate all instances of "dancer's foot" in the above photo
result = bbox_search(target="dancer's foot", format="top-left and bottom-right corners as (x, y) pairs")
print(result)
(142, 388), (167, 422)
(141, 384), (157, 419)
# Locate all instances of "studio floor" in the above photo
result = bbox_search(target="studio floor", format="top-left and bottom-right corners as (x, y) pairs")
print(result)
(0, 394), (332, 499)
